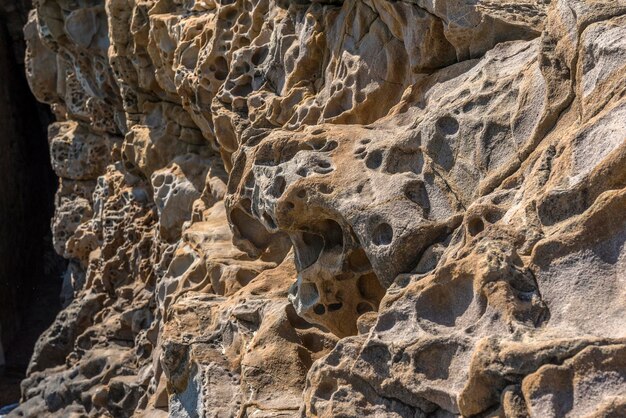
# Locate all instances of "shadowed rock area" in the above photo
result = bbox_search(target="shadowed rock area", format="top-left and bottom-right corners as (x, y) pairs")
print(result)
(0, 0), (64, 408)
(3, 0), (626, 417)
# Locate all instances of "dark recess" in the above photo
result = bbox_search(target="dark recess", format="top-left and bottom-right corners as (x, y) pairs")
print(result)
(0, 1), (66, 406)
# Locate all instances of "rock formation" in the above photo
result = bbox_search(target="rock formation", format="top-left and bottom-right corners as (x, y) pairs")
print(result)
(6, 0), (626, 416)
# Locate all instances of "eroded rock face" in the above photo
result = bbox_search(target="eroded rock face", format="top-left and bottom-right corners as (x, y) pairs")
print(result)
(9, 0), (626, 416)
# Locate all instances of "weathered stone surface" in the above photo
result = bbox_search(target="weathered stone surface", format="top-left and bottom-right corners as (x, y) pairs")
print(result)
(7, 0), (626, 416)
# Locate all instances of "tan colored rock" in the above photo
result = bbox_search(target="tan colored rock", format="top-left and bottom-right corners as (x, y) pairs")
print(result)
(522, 344), (626, 417)
(9, 0), (626, 416)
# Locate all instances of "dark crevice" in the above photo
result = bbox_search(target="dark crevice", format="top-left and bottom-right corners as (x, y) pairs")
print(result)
(0, 4), (66, 406)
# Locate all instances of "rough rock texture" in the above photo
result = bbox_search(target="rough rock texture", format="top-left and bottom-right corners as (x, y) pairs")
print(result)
(8, 0), (626, 416)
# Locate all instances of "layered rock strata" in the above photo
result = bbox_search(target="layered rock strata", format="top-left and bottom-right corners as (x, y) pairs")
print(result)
(9, 0), (626, 417)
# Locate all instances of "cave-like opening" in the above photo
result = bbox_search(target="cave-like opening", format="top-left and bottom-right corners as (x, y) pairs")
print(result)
(0, 3), (65, 406)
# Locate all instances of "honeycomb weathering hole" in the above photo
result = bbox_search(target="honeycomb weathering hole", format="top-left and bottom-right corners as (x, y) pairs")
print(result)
(328, 302), (343, 312)
(297, 231), (325, 269)
(347, 248), (371, 272)
(268, 176), (286, 198)
(365, 149), (383, 169)
(262, 212), (277, 229)
(356, 302), (374, 315)
(372, 222), (393, 246)
(467, 218), (485, 236)
(292, 219), (345, 267)
(17, 0), (626, 413)
(357, 273), (384, 300)
(436, 115), (459, 136)
(297, 282), (320, 307)
(319, 219), (343, 251)
(231, 206), (272, 249)
(404, 180), (428, 206)
(313, 304), (326, 315)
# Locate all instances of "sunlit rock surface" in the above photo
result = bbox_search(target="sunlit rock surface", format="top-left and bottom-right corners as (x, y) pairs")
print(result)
(9, 0), (626, 416)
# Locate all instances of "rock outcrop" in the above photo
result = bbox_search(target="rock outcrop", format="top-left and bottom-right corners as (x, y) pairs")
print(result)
(8, 0), (626, 417)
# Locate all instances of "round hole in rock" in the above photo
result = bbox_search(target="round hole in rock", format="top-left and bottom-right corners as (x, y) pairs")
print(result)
(108, 383), (125, 403)
(328, 302), (343, 312)
(152, 174), (165, 188)
(372, 222), (393, 246)
(323, 141), (338, 151)
(221, 7), (238, 21)
(347, 248), (371, 273)
(213, 56), (229, 80)
(356, 302), (374, 315)
(268, 176), (286, 198)
(318, 219), (343, 251)
(436, 115), (459, 136)
(485, 210), (501, 224)
(316, 380), (337, 400)
(357, 273), (384, 300)
(467, 218), (484, 236)
(365, 150), (383, 170)
(297, 189), (307, 198)
(313, 304), (326, 315)
(251, 47), (268, 65)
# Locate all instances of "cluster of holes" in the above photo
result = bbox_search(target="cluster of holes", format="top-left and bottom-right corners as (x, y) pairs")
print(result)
(466, 208), (503, 237)
(357, 133), (425, 175)
(354, 138), (372, 159)
(307, 271), (381, 318)
(295, 157), (334, 177)
(152, 172), (179, 212)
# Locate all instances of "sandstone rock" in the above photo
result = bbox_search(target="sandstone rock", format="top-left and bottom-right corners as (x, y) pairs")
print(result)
(8, 0), (626, 416)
